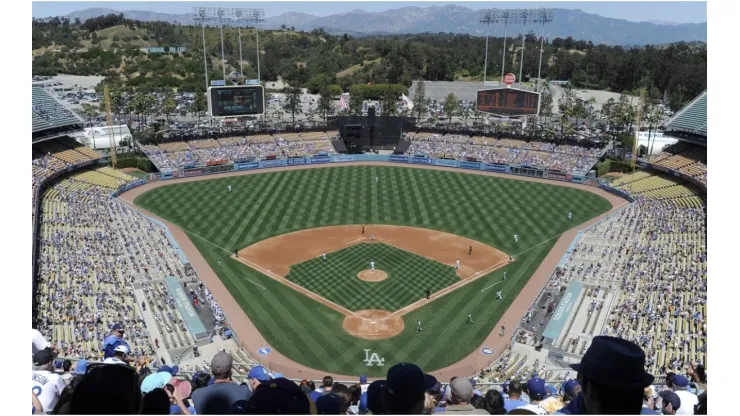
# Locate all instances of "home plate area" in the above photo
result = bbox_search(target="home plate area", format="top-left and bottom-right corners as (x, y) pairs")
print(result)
(343, 310), (405, 340)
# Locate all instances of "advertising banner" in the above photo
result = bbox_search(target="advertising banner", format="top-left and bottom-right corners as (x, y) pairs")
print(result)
(160, 170), (175, 179)
(434, 158), (458, 168)
(459, 161), (482, 170)
(235, 162), (260, 170)
(262, 159), (288, 168)
(184, 169), (203, 177)
(543, 282), (584, 341)
(485, 163), (507, 173)
(288, 158), (308, 166)
(411, 156), (432, 165)
(333, 155), (355, 162)
(389, 155), (409, 163)
(547, 171), (572, 181)
(311, 155), (331, 164)
(164, 277), (207, 339)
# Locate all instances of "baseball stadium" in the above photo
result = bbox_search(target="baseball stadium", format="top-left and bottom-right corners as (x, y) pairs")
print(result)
(31, 6), (707, 416)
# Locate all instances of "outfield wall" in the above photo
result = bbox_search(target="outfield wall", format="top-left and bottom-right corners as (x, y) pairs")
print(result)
(144, 154), (587, 184)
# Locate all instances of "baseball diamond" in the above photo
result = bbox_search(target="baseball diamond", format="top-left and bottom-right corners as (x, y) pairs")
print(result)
(129, 164), (619, 376)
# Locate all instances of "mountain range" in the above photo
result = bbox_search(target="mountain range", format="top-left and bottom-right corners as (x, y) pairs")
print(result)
(61, 5), (707, 46)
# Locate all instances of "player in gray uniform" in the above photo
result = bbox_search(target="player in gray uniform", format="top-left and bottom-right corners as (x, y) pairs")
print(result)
(416, 320), (423, 332)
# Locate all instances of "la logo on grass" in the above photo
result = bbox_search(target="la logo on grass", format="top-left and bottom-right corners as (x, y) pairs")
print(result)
(363, 349), (386, 367)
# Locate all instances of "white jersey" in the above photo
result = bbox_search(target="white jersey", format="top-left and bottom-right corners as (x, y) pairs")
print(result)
(516, 404), (548, 415)
(32, 370), (66, 413)
(32, 329), (49, 355)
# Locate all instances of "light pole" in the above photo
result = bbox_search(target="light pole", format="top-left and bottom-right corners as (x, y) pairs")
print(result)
(517, 9), (534, 88)
(533, 9), (554, 91)
(480, 10), (495, 84)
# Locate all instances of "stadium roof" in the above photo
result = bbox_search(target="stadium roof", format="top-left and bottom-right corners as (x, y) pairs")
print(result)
(664, 91), (706, 137)
(32, 86), (83, 133)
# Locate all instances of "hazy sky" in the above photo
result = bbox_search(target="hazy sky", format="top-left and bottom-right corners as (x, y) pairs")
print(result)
(31, 1), (707, 24)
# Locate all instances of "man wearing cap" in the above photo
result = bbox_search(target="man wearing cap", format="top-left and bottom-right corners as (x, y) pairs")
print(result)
(443, 377), (489, 414)
(360, 375), (370, 394)
(103, 345), (131, 365)
(32, 349), (67, 413)
(246, 377), (312, 414)
(669, 375), (698, 415)
(515, 377), (548, 415)
(191, 351), (251, 414)
(247, 366), (271, 392)
(658, 391), (681, 415)
(102, 323), (133, 362)
(382, 363), (428, 414)
(560, 336), (654, 415)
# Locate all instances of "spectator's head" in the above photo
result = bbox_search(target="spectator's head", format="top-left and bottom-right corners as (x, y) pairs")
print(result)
(307, 380), (316, 391)
(210, 351), (233, 382)
(349, 383), (362, 406)
(526, 377), (546, 402)
(141, 372), (173, 394)
(114, 345), (130, 361)
(470, 394), (486, 410)
(508, 380), (523, 399)
(71, 363), (142, 414)
(658, 391), (681, 415)
(193, 372), (211, 390)
(570, 336), (653, 415)
(247, 365), (271, 390)
(62, 359), (72, 373)
(423, 392), (436, 413)
(245, 377), (311, 414)
(360, 375), (368, 384)
(366, 380), (386, 415)
(141, 388), (170, 414)
(316, 392), (342, 415)
(71, 359), (88, 376)
(424, 374), (441, 395)
(561, 379), (581, 402)
(111, 323), (125, 337)
(692, 364), (707, 384)
(450, 377), (474, 405)
(484, 389), (506, 415)
(382, 363), (425, 414)
(33, 349), (54, 371)
(323, 376), (334, 389)
(671, 375), (689, 391)
(332, 383), (351, 413)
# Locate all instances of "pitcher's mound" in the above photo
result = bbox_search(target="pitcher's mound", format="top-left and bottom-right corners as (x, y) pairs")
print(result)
(358, 269), (388, 282)
(343, 310), (404, 340)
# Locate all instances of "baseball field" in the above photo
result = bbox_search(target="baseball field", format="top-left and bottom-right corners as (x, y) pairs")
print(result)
(133, 165), (613, 376)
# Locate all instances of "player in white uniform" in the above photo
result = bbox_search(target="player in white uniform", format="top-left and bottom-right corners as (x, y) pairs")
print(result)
(376, 176), (379, 183)
(468, 313), (474, 324)
(456, 259), (460, 269)
(103, 345), (130, 365)
(228, 185), (232, 192)
(514, 234), (519, 242)
(370, 234), (375, 241)
(568, 212), (572, 220)
(370, 261), (375, 271)
(32, 349), (66, 413)
(497, 291), (503, 300)
(322, 253), (326, 261)
(503, 271), (507, 280)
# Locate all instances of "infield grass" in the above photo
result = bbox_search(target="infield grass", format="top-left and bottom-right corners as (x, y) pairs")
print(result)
(135, 165), (612, 375)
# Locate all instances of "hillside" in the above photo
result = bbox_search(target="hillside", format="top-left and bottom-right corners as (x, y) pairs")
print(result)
(32, 15), (706, 110)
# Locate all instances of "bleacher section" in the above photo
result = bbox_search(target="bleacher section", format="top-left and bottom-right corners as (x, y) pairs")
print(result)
(32, 86), (83, 132)
(611, 171), (705, 208)
(649, 142), (707, 186)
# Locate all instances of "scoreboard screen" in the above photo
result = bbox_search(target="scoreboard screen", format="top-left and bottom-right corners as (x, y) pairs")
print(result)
(208, 85), (265, 117)
(476, 88), (540, 117)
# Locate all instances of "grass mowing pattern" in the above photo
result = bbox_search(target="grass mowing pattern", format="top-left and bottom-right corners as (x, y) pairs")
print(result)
(287, 243), (459, 312)
(135, 165), (612, 375)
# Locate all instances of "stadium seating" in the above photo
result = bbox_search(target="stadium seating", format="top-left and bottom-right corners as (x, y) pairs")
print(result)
(32, 86), (82, 132)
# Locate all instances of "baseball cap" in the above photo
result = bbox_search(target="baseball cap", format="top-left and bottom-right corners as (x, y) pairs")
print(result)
(72, 359), (88, 376)
(450, 377), (474, 402)
(526, 377), (546, 400)
(366, 380), (386, 415)
(111, 323), (125, 332)
(114, 345), (130, 355)
(141, 372), (173, 393)
(383, 363), (425, 413)
(246, 378), (308, 414)
(659, 390), (681, 411)
(673, 375), (689, 387)
(210, 351), (233, 375)
(561, 379), (580, 396)
(315, 392), (341, 414)
(545, 384), (556, 397)
(158, 365), (179, 376)
(360, 375), (368, 384)
(33, 349), (54, 366)
(247, 365), (271, 382)
(424, 374), (441, 393)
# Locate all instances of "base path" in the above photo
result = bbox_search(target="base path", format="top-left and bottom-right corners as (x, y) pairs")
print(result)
(118, 162), (628, 380)
(342, 310), (405, 340)
(358, 270), (388, 282)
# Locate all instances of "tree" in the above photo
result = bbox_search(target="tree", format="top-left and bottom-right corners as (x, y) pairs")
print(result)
(317, 88), (334, 122)
(443, 93), (458, 125)
(412, 80), (427, 121)
(558, 84), (576, 133)
(381, 89), (397, 116)
(349, 91), (364, 116)
(285, 87), (303, 124)
(538, 81), (554, 119)
(161, 91), (177, 124)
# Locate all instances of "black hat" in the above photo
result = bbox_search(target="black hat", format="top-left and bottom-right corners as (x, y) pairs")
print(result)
(245, 377), (310, 414)
(33, 349), (54, 366)
(382, 363), (425, 414)
(569, 336), (654, 388)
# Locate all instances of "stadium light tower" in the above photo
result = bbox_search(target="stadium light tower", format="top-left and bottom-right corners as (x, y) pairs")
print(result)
(480, 9), (495, 84)
(517, 9), (535, 88)
(494, 9), (519, 84)
(533, 8), (554, 91)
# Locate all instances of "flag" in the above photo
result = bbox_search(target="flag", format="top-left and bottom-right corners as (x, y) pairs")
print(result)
(340, 93), (349, 110)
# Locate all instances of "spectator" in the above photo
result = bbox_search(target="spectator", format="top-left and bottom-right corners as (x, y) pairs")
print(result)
(191, 351), (252, 414)
(104, 345), (131, 365)
(443, 377), (489, 414)
(70, 363), (142, 414)
(366, 380), (386, 415)
(141, 388), (171, 414)
(504, 380), (528, 412)
(561, 380), (581, 405)
(60, 359), (73, 385)
(360, 374), (370, 394)
(245, 377), (311, 414)
(669, 375), (698, 415)
(694, 392), (706, 415)
(52, 375), (83, 414)
(640, 387), (660, 415)
(247, 366), (272, 392)
(311, 376), (335, 402)
(192, 372), (212, 391)
(32, 349), (66, 413)
(383, 363), (427, 414)
(32, 328), (54, 356)
(483, 390), (506, 415)
(348, 383), (362, 414)
(687, 364), (706, 395)
(423, 392), (437, 414)
(168, 379), (195, 415)
(316, 392), (342, 414)
(516, 377), (548, 415)
(658, 391), (681, 415)
(470, 395), (487, 411)
(332, 383), (352, 414)
(32, 391), (43, 415)
(562, 336), (654, 415)
(103, 323), (133, 362)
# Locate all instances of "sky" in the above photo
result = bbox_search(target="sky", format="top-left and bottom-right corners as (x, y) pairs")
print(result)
(32, 1), (707, 24)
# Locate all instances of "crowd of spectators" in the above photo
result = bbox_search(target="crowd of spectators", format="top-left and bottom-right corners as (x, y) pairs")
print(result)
(405, 134), (604, 174)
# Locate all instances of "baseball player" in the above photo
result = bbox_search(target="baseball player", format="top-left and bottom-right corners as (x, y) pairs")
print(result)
(370, 261), (375, 271)
(503, 271), (507, 281)
(362, 226), (365, 235)
(468, 246), (472, 255)
(456, 259), (460, 269)
(370, 234), (375, 241)
(376, 176), (379, 184)
(322, 253), (326, 261)
(497, 290), (503, 300)
(234, 249), (238, 258)
(568, 212), (572, 220)
(426, 289), (431, 300)
(218, 260), (222, 269)
(514, 234), (519, 242)
(468, 313), (474, 324)
(416, 320), (423, 332)
(500, 325), (506, 336)
(228, 185), (232, 192)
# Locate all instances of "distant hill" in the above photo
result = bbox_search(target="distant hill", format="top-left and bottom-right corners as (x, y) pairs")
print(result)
(61, 5), (706, 46)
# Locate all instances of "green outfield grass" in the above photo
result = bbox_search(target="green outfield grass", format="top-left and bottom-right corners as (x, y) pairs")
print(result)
(287, 243), (459, 311)
(135, 165), (612, 375)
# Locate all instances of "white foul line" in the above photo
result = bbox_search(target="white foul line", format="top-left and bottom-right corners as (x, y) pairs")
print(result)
(480, 281), (502, 293)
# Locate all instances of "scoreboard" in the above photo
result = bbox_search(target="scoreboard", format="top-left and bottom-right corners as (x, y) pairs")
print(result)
(208, 85), (265, 118)
(476, 87), (541, 117)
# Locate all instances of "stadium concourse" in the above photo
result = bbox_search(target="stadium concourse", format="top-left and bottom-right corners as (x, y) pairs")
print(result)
(31, 86), (707, 415)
